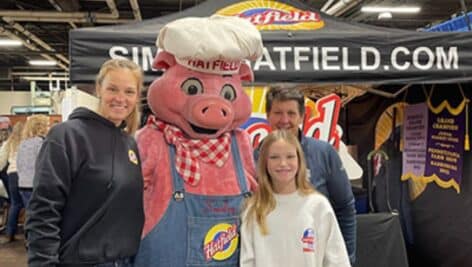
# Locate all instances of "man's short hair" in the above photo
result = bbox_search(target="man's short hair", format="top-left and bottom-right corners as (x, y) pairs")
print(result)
(265, 86), (305, 115)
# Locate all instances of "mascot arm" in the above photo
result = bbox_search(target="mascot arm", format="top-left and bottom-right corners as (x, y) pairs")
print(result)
(136, 126), (160, 190)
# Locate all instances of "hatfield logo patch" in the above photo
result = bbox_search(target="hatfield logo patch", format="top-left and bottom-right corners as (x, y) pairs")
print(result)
(216, 0), (324, 30)
(128, 149), (138, 165)
(301, 228), (315, 252)
(203, 223), (239, 261)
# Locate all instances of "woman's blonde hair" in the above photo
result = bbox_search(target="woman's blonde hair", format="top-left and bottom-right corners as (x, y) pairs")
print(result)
(244, 130), (315, 235)
(95, 58), (143, 135)
(4, 121), (25, 154)
(22, 115), (49, 139)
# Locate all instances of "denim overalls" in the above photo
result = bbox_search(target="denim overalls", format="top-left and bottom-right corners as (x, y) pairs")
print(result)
(134, 134), (250, 267)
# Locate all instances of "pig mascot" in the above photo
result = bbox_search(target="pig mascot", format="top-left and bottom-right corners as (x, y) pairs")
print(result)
(133, 15), (262, 267)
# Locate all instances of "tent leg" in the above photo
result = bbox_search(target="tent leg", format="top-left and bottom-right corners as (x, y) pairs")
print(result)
(459, 0), (472, 31)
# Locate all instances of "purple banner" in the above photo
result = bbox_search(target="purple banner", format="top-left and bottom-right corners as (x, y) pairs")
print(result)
(402, 103), (428, 180)
(424, 101), (465, 192)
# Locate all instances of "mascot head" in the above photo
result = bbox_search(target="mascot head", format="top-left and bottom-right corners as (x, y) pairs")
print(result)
(147, 15), (263, 139)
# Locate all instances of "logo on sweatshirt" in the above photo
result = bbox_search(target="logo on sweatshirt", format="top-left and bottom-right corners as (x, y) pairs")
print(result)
(301, 228), (315, 252)
(128, 149), (138, 165)
(203, 223), (239, 261)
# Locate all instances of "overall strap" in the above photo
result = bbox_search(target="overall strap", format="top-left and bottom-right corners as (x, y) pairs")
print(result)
(168, 144), (185, 200)
(230, 133), (249, 194)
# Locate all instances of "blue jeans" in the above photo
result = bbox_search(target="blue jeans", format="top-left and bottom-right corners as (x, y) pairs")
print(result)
(19, 189), (32, 208)
(6, 172), (24, 236)
(95, 257), (133, 267)
(0, 169), (10, 204)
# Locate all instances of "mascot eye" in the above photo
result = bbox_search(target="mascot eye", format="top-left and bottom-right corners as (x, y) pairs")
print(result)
(221, 85), (236, 101)
(181, 78), (203, 95)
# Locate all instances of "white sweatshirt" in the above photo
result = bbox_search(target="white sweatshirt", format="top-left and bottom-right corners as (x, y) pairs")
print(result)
(240, 191), (351, 267)
(0, 142), (18, 174)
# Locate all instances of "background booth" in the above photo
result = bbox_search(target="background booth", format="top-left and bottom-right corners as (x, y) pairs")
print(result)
(69, 0), (472, 266)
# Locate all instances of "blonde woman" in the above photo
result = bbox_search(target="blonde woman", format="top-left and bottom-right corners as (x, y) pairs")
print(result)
(17, 115), (50, 208)
(0, 121), (25, 244)
(240, 130), (351, 267)
(25, 58), (145, 267)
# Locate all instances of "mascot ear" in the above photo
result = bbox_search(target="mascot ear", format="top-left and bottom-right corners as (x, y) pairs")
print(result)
(153, 51), (177, 70)
(239, 62), (254, 82)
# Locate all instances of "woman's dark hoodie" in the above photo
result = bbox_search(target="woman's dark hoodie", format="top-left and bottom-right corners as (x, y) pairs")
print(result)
(25, 107), (144, 267)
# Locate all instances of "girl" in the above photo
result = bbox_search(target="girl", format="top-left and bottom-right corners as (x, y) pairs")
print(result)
(240, 130), (351, 267)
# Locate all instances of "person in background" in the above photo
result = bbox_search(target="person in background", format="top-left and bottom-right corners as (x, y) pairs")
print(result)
(0, 116), (12, 231)
(17, 114), (50, 207)
(0, 121), (25, 244)
(25, 58), (145, 267)
(0, 117), (11, 143)
(253, 86), (357, 263)
(241, 130), (351, 267)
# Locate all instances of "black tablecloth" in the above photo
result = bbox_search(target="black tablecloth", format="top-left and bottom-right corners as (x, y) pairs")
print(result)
(354, 213), (409, 267)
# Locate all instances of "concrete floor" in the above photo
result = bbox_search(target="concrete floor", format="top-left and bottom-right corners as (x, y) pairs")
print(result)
(0, 234), (27, 267)
(0, 206), (28, 267)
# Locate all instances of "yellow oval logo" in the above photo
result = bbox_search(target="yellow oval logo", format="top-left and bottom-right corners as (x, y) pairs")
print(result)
(203, 223), (239, 261)
(216, 0), (325, 31)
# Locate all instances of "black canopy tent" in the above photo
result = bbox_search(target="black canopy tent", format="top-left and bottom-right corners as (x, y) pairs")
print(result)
(69, 1), (472, 266)
(70, 0), (472, 85)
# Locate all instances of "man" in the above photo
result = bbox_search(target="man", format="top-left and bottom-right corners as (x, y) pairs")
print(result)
(254, 86), (357, 264)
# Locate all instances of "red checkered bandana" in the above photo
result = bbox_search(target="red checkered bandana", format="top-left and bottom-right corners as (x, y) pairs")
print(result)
(148, 116), (230, 186)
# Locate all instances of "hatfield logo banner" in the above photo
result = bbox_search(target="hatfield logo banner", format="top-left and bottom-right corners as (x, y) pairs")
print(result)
(216, 0), (325, 30)
(241, 86), (363, 180)
(241, 86), (341, 149)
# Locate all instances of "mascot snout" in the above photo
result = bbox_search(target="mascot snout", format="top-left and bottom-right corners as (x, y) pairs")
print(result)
(190, 97), (233, 130)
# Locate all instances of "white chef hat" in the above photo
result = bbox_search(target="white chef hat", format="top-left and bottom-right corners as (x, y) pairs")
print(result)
(157, 15), (263, 75)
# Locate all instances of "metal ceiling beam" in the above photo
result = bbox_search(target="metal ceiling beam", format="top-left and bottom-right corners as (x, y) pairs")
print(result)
(321, 0), (336, 12)
(0, 0), (136, 74)
(459, 0), (472, 30)
(0, 50), (68, 55)
(0, 10), (117, 20)
(129, 0), (142, 21)
(0, 25), (68, 71)
(325, 0), (363, 16)
(51, 0), (81, 12)
(0, 0), (137, 24)
(0, 16), (134, 24)
(48, 0), (78, 28)
(3, 17), (69, 65)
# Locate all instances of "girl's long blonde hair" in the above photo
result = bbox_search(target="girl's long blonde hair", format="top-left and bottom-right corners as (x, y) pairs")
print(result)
(95, 58), (144, 135)
(244, 130), (315, 235)
(4, 121), (25, 154)
(22, 115), (49, 139)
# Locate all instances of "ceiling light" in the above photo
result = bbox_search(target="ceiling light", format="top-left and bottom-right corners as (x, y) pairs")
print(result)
(361, 5), (421, 13)
(378, 12), (393, 20)
(29, 60), (57, 66)
(0, 39), (23, 47)
(22, 76), (69, 81)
